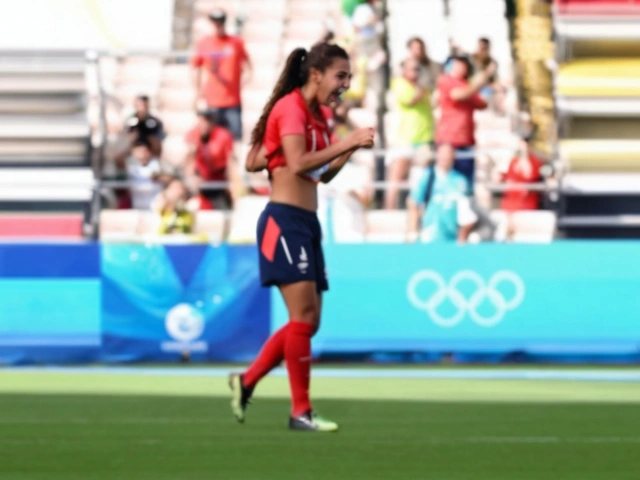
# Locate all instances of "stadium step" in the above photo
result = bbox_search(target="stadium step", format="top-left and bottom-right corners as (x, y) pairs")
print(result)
(0, 212), (84, 238)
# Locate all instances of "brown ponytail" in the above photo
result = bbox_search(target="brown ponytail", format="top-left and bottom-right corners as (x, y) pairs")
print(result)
(250, 42), (349, 146)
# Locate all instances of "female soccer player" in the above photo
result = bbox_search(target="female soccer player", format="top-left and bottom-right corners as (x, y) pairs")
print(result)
(229, 42), (374, 432)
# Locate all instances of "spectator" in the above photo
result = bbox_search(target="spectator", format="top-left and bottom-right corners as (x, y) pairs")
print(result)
(435, 55), (493, 189)
(471, 37), (498, 87)
(407, 144), (477, 243)
(124, 139), (172, 210)
(501, 135), (543, 212)
(152, 179), (196, 235)
(192, 8), (252, 140)
(351, 0), (386, 96)
(406, 37), (441, 93)
(342, 0), (364, 19)
(125, 95), (165, 157)
(385, 58), (434, 210)
(352, 0), (379, 56)
(471, 37), (503, 111)
(184, 111), (235, 209)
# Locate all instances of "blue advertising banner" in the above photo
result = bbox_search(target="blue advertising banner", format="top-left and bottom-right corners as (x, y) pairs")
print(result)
(101, 244), (269, 362)
(272, 243), (640, 357)
(0, 244), (101, 364)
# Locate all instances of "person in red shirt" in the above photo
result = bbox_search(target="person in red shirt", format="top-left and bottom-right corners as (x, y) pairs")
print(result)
(184, 111), (234, 209)
(227, 43), (374, 432)
(191, 8), (252, 140)
(436, 55), (493, 190)
(501, 136), (543, 212)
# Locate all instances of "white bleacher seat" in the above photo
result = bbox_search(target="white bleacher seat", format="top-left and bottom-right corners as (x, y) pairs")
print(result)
(387, 0), (449, 64)
(161, 135), (189, 169)
(194, 210), (228, 242)
(318, 193), (367, 243)
(365, 210), (409, 243)
(158, 87), (195, 111)
(286, 21), (328, 42)
(161, 64), (191, 90)
(490, 210), (556, 243)
(160, 111), (197, 136)
(117, 60), (163, 85)
(383, 111), (400, 148)
(227, 195), (270, 243)
(241, 89), (272, 112)
(289, 0), (330, 17)
(100, 209), (142, 240)
(0, 168), (94, 201)
(347, 108), (377, 129)
(242, 21), (285, 43)
(244, 42), (282, 65)
(562, 173), (640, 195)
(0, 94), (84, 115)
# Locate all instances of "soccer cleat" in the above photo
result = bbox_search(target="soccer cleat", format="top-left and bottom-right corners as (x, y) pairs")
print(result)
(228, 373), (252, 423)
(289, 410), (339, 432)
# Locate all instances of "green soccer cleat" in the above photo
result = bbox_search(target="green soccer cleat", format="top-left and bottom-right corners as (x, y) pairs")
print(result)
(289, 411), (339, 432)
(228, 373), (252, 423)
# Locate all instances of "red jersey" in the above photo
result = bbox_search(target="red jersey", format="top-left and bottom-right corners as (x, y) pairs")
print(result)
(191, 34), (248, 108)
(263, 89), (335, 183)
(436, 74), (486, 147)
(501, 154), (543, 212)
(185, 126), (234, 181)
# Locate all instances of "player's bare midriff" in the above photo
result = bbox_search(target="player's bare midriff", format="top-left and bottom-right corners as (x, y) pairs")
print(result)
(269, 166), (319, 212)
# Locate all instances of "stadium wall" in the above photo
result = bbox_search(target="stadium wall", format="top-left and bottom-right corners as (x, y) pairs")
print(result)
(1, 242), (639, 365)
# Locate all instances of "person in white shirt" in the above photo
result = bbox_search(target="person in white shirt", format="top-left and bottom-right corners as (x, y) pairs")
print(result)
(126, 139), (171, 210)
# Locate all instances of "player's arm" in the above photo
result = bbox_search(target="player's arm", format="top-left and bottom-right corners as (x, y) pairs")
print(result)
(450, 71), (490, 101)
(320, 147), (357, 183)
(282, 128), (373, 175)
(245, 144), (268, 172)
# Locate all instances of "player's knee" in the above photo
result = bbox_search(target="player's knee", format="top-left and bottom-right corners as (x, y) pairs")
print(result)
(297, 303), (320, 329)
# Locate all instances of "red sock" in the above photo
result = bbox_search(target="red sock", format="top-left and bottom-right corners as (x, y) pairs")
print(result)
(243, 324), (288, 389)
(285, 321), (316, 417)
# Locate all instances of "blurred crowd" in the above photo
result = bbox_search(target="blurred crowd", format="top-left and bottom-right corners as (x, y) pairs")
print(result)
(103, 1), (543, 243)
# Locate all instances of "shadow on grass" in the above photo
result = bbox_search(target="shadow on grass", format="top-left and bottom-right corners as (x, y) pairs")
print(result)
(0, 393), (639, 480)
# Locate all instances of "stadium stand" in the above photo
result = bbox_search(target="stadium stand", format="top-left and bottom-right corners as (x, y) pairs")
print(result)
(0, 50), (93, 238)
(96, 0), (561, 244)
(554, 0), (640, 238)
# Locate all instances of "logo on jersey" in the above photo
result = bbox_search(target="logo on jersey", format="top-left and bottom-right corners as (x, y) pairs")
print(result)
(298, 247), (309, 274)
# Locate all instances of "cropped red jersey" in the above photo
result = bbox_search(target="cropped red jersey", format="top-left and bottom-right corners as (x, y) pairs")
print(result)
(263, 88), (336, 183)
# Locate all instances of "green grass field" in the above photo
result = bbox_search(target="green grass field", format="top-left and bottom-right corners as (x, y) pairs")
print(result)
(1, 369), (640, 480)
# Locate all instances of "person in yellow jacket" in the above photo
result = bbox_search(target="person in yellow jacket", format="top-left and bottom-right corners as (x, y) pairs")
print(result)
(152, 179), (195, 235)
(385, 57), (434, 210)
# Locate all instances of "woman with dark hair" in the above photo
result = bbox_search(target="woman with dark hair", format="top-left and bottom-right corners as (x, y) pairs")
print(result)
(406, 37), (441, 92)
(229, 43), (374, 432)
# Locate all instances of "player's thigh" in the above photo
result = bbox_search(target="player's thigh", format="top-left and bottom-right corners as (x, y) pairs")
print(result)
(313, 241), (329, 294)
(279, 281), (320, 328)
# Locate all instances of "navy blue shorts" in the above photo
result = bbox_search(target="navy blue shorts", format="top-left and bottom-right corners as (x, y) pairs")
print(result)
(257, 202), (328, 293)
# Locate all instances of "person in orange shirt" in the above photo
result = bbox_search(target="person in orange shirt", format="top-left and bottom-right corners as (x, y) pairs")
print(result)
(191, 8), (252, 140)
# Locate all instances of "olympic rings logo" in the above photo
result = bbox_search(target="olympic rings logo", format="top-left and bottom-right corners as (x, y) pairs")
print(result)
(406, 270), (525, 328)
